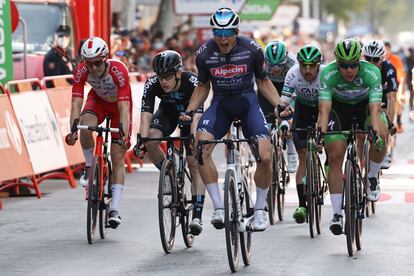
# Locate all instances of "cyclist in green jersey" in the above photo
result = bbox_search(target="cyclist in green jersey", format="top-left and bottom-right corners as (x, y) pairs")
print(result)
(317, 38), (388, 235)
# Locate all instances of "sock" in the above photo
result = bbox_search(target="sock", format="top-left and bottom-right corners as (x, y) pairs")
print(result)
(287, 138), (297, 155)
(330, 193), (343, 215)
(110, 184), (124, 211)
(206, 183), (223, 210)
(154, 160), (164, 171)
(397, 115), (401, 124)
(255, 186), (269, 210)
(368, 160), (381, 178)
(83, 147), (94, 167)
(296, 183), (306, 207)
(192, 194), (205, 219)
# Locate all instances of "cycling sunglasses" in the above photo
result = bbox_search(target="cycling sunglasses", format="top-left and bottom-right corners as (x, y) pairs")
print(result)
(85, 59), (105, 68)
(365, 56), (382, 63)
(338, 61), (360, 69)
(157, 72), (176, 81)
(212, 29), (237, 38)
(299, 62), (320, 68)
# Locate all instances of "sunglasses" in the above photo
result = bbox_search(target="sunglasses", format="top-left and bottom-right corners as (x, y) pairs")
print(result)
(300, 62), (319, 68)
(85, 59), (105, 68)
(338, 62), (360, 69)
(157, 73), (175, 81)
(365, 56), (382, 63)
(212, 29), (236, 38)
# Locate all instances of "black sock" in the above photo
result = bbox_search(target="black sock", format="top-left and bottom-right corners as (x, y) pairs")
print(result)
(192, 194), (205, 219)
(154, 160), (164, 171)
(397, 115), (402, 124)
(297, 183), (306, 208)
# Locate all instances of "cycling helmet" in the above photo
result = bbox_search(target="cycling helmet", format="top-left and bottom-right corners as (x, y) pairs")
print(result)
(264, 41), (288, 65)
(81, 37), (109, 59)
(297, 45), (322, 63)
(210, 7), (239, 29)
(334, 38), (361, 62)
(152, 50), (182, 76)
(362, 40), (385, 58)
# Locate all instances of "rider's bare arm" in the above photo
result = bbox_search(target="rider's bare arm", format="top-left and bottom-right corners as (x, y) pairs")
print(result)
(256, 78), (280, 107)
(386, 91), (397, 122)
(118, 100), (130, 137)
(185, 82), (211, 113)
(317, 100), (331, 133)
(139, 112), (153, 137)
(70, 97), (83, 129)
(369, 102), (382, 132)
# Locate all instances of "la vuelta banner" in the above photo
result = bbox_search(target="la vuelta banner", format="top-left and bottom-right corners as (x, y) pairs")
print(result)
(0, 1), (14, 85)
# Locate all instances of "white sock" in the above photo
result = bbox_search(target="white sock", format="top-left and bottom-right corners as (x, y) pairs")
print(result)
(330, 193), (343, 215)
(368, 160), (381, 178)
(206, 183), (224, 210)
(83, 148), (94, 167)
(287, 139), (297, 155)
(255, 186), (269, 210)
(110, 184), (124, 211)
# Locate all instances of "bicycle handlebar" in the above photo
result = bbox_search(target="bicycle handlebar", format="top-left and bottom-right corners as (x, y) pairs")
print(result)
(77, 125), (120, 133)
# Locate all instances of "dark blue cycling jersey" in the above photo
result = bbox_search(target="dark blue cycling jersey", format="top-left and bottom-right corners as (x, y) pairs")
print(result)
(195, 36), (267, 95)
(195, 35), (269, 139)
(380, 60), (398, 108)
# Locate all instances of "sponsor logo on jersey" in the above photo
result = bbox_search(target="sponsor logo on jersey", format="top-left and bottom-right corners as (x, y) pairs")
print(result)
(111, 66), (126, 87)
(196, 44), (207, 56)
(74, 65), (88, 83)
(249, 40), (262, 51)
(230, 55), (249, 62)
(354, 77), (363, 86)
(364, 68), (379, 81)
(211, 64), (247, 78)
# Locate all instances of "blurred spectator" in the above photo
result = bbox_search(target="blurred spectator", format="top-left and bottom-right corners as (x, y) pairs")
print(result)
(111, 30), (134, 70)
(43, 25), (76, 87)
(406, 48), (414, 119)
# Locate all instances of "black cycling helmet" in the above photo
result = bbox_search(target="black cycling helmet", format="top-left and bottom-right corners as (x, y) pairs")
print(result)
(152, 50), (182, 76)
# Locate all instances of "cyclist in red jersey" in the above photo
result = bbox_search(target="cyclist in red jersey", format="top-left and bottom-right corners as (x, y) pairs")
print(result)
(66, 36), (132, 229)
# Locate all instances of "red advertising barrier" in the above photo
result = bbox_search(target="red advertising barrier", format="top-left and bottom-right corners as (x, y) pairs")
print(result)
(7, 79), (75, 189)
(0, 84), (41, 199)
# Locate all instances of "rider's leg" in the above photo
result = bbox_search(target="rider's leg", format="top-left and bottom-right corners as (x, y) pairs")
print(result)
(325, 140), (347, 216)
(295, 149), (307, 208)
(254, 138), (272, 210)
(110, 143), (127, 212)
(79, 113), (99, 166)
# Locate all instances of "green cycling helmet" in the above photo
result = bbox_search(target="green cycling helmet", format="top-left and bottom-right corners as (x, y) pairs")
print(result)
(297, 45), (322, 63)
(264, 41), (287, 65)
(334, 38), (361, 62)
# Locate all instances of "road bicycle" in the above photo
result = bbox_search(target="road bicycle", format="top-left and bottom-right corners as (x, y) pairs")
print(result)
(137, 132), (194, 254)
(197, 119), (260, 273)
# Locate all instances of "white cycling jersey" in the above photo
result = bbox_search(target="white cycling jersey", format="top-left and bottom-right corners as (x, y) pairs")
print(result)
(281, 63), (326, 107)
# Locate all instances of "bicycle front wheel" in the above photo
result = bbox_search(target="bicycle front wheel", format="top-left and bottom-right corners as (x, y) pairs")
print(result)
(277, 148), (287, 221)
(99, 161), (112, 240)
(224, 169), (240, 273)
(306, 152), (316, 238)
(87, 156), (100, 244)
(344, 160), (356, 257)
(158, 159), (177, 254)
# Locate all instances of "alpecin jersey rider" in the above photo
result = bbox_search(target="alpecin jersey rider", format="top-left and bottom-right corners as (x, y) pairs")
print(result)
(72, 59), (133, 141)
(195, 35), (268, 140)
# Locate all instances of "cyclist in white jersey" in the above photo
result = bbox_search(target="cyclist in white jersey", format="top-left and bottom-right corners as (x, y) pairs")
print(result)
(279, 45), (325, 223)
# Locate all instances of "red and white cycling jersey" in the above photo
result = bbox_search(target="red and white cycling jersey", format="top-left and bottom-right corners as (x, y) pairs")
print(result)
(72, 59), (131, 102)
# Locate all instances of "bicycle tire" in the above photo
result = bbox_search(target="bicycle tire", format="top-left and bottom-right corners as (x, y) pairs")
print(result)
(355, 163), (364, 251)
(180, 161), (194, 248)
(362, 140), (372, 218)
(344, 160), (356, 257)
(224, 169), (240, 272)
(306, 153), (315, 238)
(158, 159), (177, 254)
(240, 175), (252, 266)
(267, 146), (278, 225)
(99, 161), (112, 239)
(315, 156), (323, 235)
(277, 149), (287, 221)
(87, 156), (100, 244)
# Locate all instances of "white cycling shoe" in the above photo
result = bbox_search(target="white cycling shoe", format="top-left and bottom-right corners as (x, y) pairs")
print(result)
(252, 209), (269, 232)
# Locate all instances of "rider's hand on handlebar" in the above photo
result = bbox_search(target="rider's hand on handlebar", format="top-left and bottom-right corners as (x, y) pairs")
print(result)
(178, 110), (194, 126)
(65, 132), (78, 145)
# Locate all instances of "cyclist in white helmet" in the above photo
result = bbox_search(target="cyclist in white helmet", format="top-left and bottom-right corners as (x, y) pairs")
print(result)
(362, 40), (398, 169)
(66, 36), (133, 229)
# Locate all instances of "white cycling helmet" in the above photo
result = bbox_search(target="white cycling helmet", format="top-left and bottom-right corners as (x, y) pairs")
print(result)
(210, 7), (240, 29)
(81, 37), (109, 59)
(362, 40), (385, 58)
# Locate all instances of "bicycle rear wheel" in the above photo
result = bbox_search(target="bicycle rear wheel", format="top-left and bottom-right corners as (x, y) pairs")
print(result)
(224, 169), (240, 273)
(277, 149), (287, 221)
(87, 156), (100, 244)
(158, 159), (177, 254)
(99, 161), (112, 239)
(240, 175), (252, 266)
(306, 153), (316, 238)
(344, 160), (356, 257)
(180, 162), (194, 248)
(267, 146), (278, 225)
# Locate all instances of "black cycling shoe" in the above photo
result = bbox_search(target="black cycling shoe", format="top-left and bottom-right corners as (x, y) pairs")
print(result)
(108, 210), (122, 229)
(329, 214), (343, 235)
